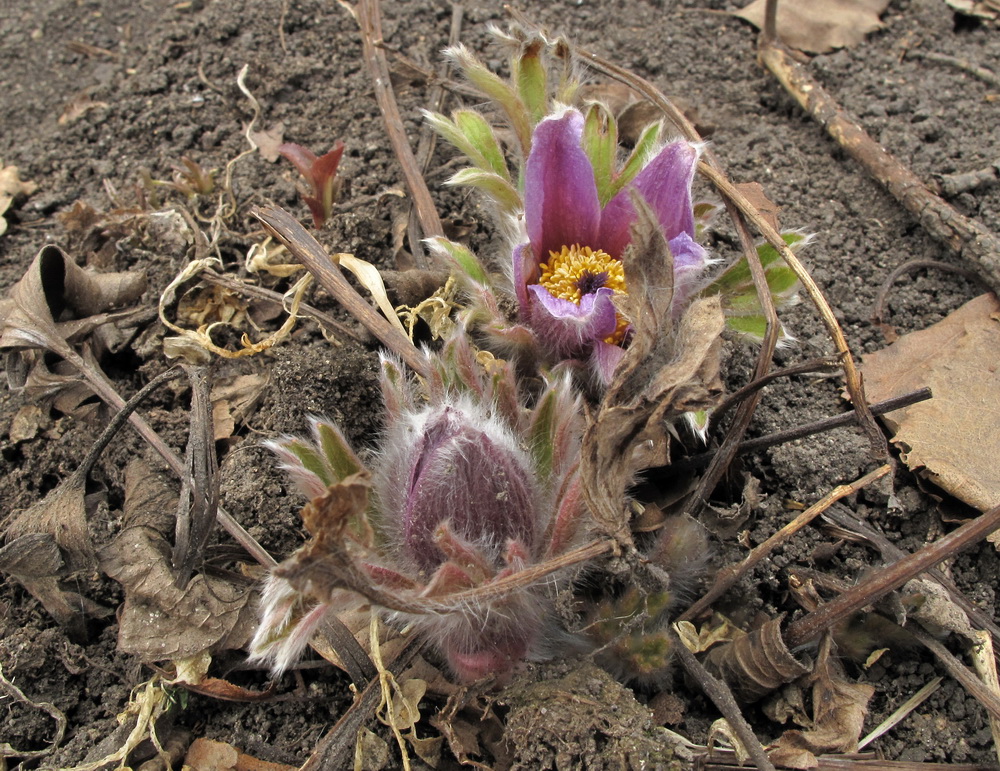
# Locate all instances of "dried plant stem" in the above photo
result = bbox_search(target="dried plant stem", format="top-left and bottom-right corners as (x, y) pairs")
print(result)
(758, 37), (1000, 294)
(910, 627), (1000, 725)
(873, 260), (988, 331)
(672, 387), (932, 472)
(784, 503), (1000, 649)
(404, 2), (463, 264)
(679, 464), (891, 622)
(858, 677), (942, 750)
(299, 636), (423, 771)
(672, 634), (777, 771)
(698, 162), (886, 459)
(822, 503), (1000, 649)
(349, 0), (444, 260)
(711, 355), (840, 422)
(252, 204), (429, 377)
(908, 50), (1000, 89)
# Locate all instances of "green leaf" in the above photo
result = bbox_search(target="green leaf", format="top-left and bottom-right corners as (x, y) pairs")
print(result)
(315, 421), (363, 482)
(449, 45), (532, 158)
(454, 110), (509, 180)
(426, 236), (491, 288)
(608, 120), (661, 200)
(446, 168), (522, 214)
(582, 103), (618, 206)
(514, 39), (547, 124)
(725, 313), (790, 343)
(285, 440), (332, 488)
(702, 232), (807, 298)
(424, 110), (499, 181)
(527, 388), (557, 481)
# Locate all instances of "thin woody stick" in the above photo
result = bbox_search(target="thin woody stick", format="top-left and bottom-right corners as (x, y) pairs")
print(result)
(759, 0), (1000, 294)
(784, 503), (1000, 648)
(348, 0), (444, 264)
(679, 464), (892, 622)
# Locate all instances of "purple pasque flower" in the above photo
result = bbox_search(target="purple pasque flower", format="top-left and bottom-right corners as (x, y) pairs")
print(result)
(513, 106), (709, 382)
(251, 334), (590, 684)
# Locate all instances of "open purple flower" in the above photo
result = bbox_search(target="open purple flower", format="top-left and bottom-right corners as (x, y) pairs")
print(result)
(513, 107), (709, 381)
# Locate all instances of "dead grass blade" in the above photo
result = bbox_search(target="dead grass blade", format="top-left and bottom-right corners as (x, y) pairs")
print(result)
(252, 204), (429, 377)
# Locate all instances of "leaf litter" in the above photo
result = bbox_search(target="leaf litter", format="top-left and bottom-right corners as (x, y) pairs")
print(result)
(3, 0), (1000, 768)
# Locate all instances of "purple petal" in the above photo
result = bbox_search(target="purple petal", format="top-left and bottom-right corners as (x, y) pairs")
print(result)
(524, 108), (601, 261)
(598, 141), (700, 259)
(511, 242), (535, 316)
(527, 285), (619, 358)
(589, 340), (627, 386)
(668, 232), (709, 275)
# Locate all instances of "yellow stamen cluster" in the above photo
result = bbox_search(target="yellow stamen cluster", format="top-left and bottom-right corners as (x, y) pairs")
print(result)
(537, 244), (629, 345)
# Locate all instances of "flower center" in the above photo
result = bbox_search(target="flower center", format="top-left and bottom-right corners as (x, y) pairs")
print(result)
(537, 244), (629, 344)
(537, 244), (625, 304)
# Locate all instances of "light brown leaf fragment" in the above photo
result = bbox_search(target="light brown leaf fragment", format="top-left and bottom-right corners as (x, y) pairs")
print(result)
(861, 293), (1000, 516)
(735, 0), (891, 54)
(58, 92), (110, 125)
(769, 636), (874, 768)
(945, 0), (999, 20)
(0, 162), (37, 236)
(99, 526), (256, 660)
(250, 123), (286, 163)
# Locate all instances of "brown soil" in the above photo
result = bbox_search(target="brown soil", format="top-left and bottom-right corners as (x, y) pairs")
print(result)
(1, 0), (999, 768)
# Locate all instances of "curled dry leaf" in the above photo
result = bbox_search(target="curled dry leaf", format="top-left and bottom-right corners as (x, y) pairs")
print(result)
(99, 461), (256, 661)
(0, 533), (108, 642)
(735, 0), (891, 54)
(704, 616), (811, 703)
(0, 245), (148, 414)
(581, 195), (725, 545)
(769, 636), (875, 769)
(0, 162), (37, 237)
(861, 293), (1000, 520)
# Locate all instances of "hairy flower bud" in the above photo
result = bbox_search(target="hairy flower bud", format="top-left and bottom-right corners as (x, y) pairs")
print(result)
(378, 399), (538, 573)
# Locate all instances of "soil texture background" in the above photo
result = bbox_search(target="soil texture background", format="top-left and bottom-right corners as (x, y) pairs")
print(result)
(1, 0), (1000, 768)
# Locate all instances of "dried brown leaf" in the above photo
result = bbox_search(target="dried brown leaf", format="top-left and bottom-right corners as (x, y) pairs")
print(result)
(210, 373), (269, 440)
(769, 636), (875, 768)
(0, 244), (147, 370)
(4, 476), (98, 571)
(100, 526), (256, 660)
(0, 162), (37, 236)
(861, 293), (1000, 516)
(0, 534), (109, 640)
(581, 194), (724, 545)
(735, 0), (891, 54)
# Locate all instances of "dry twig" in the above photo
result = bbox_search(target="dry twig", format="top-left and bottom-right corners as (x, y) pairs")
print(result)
(679, 465), (892, 622)
(758, 0), (1000, 294)
(345, 0), (444, 264)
